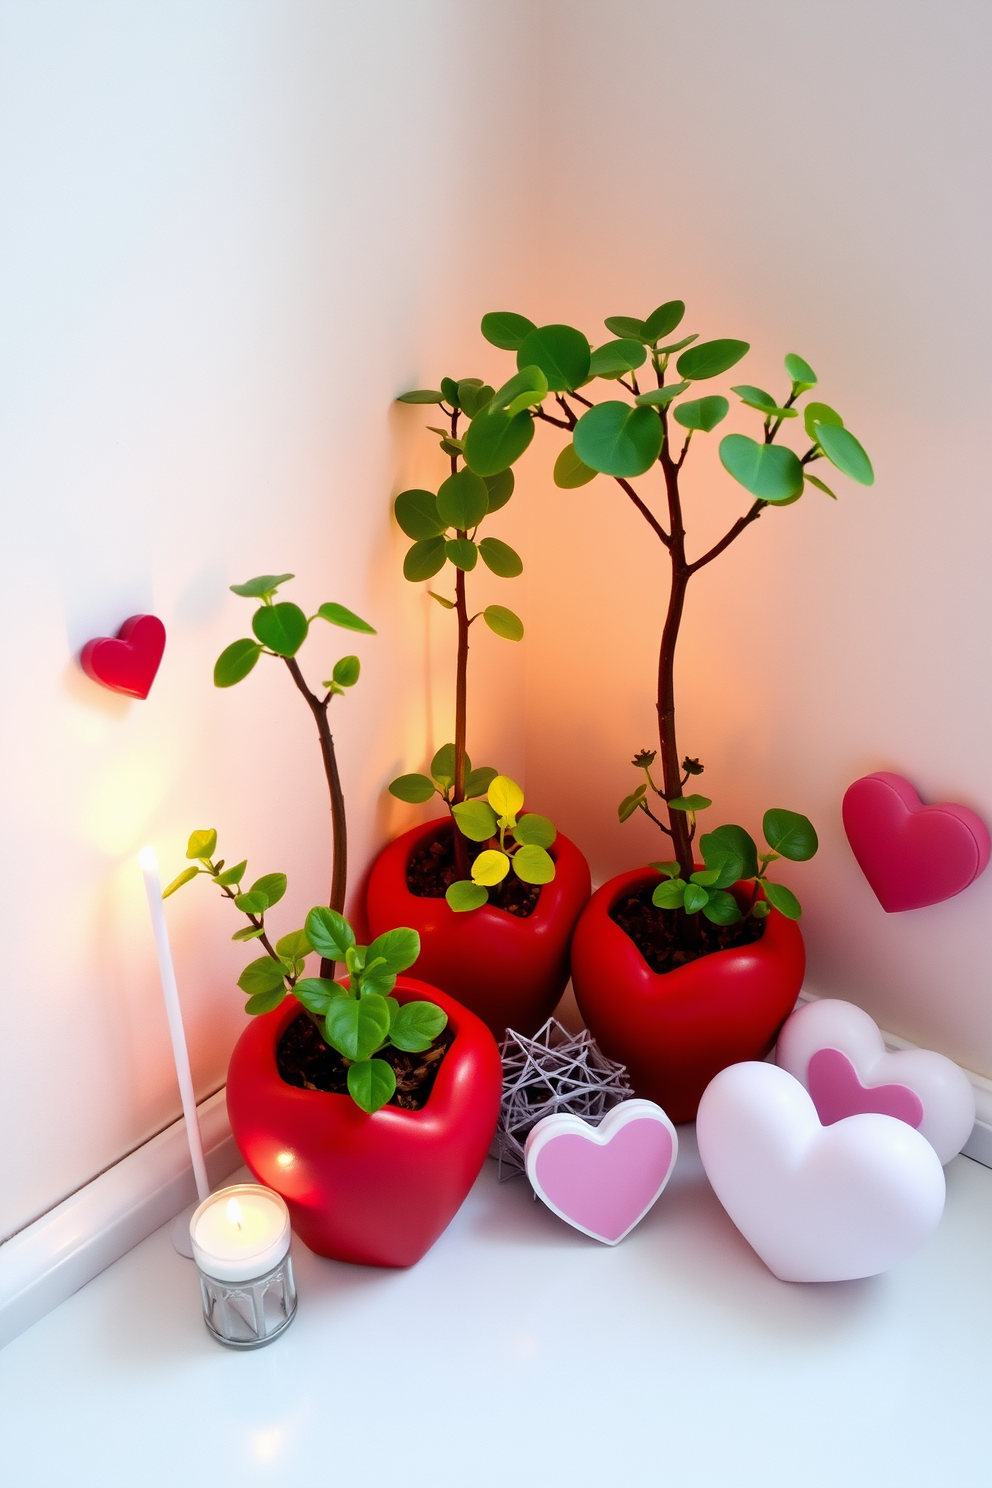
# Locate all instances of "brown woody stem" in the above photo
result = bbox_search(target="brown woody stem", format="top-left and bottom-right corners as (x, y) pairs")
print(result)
(283, 655), (346, 978)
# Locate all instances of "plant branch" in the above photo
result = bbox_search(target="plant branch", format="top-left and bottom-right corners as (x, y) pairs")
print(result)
(686, 500), (766, 575)
(615, 478), (671, 547)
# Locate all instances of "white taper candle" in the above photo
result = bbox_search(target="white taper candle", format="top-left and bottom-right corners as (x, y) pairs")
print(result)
(139, 846), (210, 1202)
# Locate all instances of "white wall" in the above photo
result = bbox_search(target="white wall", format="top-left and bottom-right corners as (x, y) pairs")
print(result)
(520, 0), (992, 1075)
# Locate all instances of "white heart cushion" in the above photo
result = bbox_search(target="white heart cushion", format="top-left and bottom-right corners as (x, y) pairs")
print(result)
(696, 1062), (946, 1283)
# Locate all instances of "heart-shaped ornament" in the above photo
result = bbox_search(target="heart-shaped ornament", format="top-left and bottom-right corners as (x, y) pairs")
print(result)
(776, 998), (975, 1165)
(842, 771), (990, 912)
(80, 614), (166, 700)
(524, 1099), (678, 1244)
(696, 1062), (945, 1283)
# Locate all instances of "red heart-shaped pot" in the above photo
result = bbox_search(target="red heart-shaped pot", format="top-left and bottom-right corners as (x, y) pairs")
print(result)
(80, 614), (166, 699)
(365, 817), (591, 1041)
(226, 979), (502, 1267)
(570, 869), (806, 1124)
(842, 771), (990, 912)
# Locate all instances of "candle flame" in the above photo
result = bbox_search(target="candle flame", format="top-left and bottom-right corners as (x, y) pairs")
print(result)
(138, 845), (158, 872)
(226, 1196), (244, 1229)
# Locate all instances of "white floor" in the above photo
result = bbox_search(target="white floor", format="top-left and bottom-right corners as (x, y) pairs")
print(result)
(2, 1132), (991, 1488)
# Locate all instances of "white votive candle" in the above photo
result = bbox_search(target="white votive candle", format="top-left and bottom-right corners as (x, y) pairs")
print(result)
(190, 1185), (297, 1348)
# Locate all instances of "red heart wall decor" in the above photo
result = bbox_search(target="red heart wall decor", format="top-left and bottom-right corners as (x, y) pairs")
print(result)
(80, 614), (166, 700)
(842, 771), (990, 912)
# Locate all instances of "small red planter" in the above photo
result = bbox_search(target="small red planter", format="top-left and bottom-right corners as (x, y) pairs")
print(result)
(226, 979), (502, 1268)
(365, 817), (591, 1041)
(570, 869), (806, 1124)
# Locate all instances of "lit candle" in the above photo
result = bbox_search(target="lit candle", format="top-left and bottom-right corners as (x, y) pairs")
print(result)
(139, 846), (210, 1202)
(190, 1185), (297, 1347)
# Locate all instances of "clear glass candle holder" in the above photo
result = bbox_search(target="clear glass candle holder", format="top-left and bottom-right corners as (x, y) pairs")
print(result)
(190, 1184), (297, 1349)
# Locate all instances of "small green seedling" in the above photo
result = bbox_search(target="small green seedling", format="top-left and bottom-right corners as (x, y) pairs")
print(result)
(165, 830), (444, 1113)
(443, 774), (556, 911)
(649, 809), (818, 924)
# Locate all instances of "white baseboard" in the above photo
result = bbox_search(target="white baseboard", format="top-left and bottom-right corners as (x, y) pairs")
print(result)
(0, 1091), (239, 1351)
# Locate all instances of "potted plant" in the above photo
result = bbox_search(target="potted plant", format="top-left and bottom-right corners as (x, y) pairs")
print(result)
(365, 374), (590, 1039)
(167, 575), (503, 1264)
(464, 304), (873, 1120)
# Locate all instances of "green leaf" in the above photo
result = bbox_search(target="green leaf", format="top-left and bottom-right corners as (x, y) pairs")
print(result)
(463, 407), (535, 477)
(701, 824), (758, 880)
(403, 536), (447, 582)
(232, 925), (264, 942)
(513, 812), (556, 848)
(573, 401), (663, 477)
(677, 339), (749, 381)
(437, 469), (489, 530)
(673, 395), (729, 432)
(483, 605), (524, 642)
(763, 809), (818, 861)
(276, 928), (311, 961)
(483, 469), (514, 512)
(644, 300), (686, 341)
(683, 882), (710, 914)
(389, 1000), (448, 1053)
(472, 848), (510, 886)
(446, 879), (489, 912)
(237, 956), (287, 997)
(161, 866), (198, 898)
(751, 899), (771, 919)
(214, 638), (262, 688)
(315, 601), (376, 634)
(325, 992), (391, 1062)
(440, 377), (459, 406)
(235, 890), (268, 914)
(730, 384), (797, 418)
(588, 339), (647, 379)
(618, 785), (647, 822)
(396, 389), (443, 404)
(668, 794), (712, 812)
(762, 881), (802, 919)
(330, 654), (359, 689)
(603, 316), (648, 341)
(553, 444), (598, 489)
(702, 890), (743, 926)
(305, 906), (356, 960)
(445, 538), (478, 571)
(489, 366), (548, 415)
(216, 860), (247, 886)
(803, 400), (843, 443)
(252, 602), (308, 657)
(347, 1058), (395, 1113)
(389, 773), (436, 804)
(245, 987), (287, 1015)
(293, 977), (343, 1017)
(696, 845), (742, 890)
(230, 574), (293, 599)
(479, 537), (522, 578)
(649, 860), (681, 878)
(452, 799), (497, 842)
(428, 590), (455, 609)
(186, 829), (217, 861)
(784, 353), (817, 388)
(814, 423), (874, 486)
(465, 766), (498, 798)
(657, 333), (699, 355)
(458, 380), (494, 418)
(513, 844), (556, 885)
(488, 775), (524, 819)
(719, 434), (803, 503)
(481, 311), (536, 350)
(517, 325), (591, 392)
(366, 927), (420, 975)
(394, 489), (445, 540)
(249, 873), (285, 908)
(635, 382), (690, 407)
(804, 473), (837, 499)
(430, 743), (458, 789)
(652, 878), (686, 909)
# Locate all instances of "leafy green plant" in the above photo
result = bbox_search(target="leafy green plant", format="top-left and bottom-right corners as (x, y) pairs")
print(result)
(390, 374), (558, 898)
(464, 304), (871, 928)
(213, 573), (375, 972)
(164, 830), (445, 1113)
(444, 774), (556, 911)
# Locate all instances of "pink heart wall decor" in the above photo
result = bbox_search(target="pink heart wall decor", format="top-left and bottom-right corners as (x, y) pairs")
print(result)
(776, 998), (975, 1165)
(524, 1099), (678, 1245)
(80, 614), (166, 700)
(842, 771), (990, 912)
(696, 1062), (946, 1283)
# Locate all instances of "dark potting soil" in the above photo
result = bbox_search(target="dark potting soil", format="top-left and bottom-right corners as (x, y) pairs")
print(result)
(276, 1012), (455, 1110)
(611, 882), (765, 975)
(406, 824), (541, 919)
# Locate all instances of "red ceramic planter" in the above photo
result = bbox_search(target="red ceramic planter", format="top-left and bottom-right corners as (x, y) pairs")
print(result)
(365, 817), (592, 1041)
(226, 979), (502, 1268)
(570, 868), (806, 1124)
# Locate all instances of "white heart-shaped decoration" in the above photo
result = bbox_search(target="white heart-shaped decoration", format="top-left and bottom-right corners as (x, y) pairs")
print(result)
(524, 1099), (678, 1244)
(696, 1062), (946, 1282)
(776, 998), (975, 1165)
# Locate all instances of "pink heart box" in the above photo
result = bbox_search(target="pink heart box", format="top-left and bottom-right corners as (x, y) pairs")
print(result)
(842, 771), (990, 912)
(524, 1099), (678, 1245)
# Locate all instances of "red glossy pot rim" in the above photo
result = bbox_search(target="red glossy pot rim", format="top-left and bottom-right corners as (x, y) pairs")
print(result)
(257, 977), (477, 1126)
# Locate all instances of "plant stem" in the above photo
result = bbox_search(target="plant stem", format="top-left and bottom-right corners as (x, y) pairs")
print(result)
(449, 406), (471, 878)
(283, 655), (346, 978)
